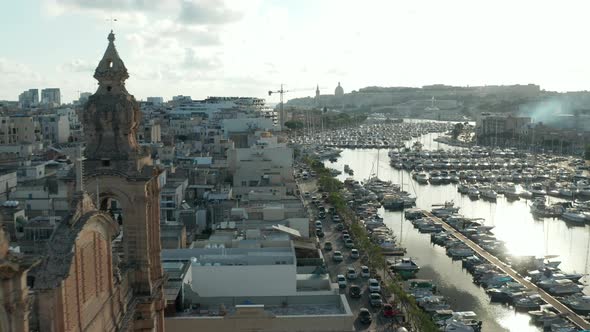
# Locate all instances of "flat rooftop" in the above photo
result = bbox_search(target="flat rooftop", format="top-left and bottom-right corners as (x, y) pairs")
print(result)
(162, 247), (294, 266)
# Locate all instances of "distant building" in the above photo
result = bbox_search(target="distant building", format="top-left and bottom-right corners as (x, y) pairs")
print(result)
(76, 92), (92, 105)
(40, 88), (61, 106)
(0, 115), (40, 144)
(38, 114), (70, 143)
(476, 113), (531, 145)
(18, 89), (38, 108)
(147, 96), (164, 105)
(334, 82), (344, 98)
(315, 84), (320, 105)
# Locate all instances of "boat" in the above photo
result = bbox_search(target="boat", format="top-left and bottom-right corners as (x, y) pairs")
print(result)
(416, 172), (429, 184)
(457, 182), (469, 194)
(431, 201), (460, 218)
(467, 187), (480, 200)
(514, 293), (544, 311)
(390, 257), (420, 279)
(530, 198), (567, 218)
(561, 209), (587, 224)
(480, 187), (497, 201)
(504, 185), (521, 200)
(382, 194), (404, 211)
(560, 294), (590, 315)
(529, 183), (547, 197)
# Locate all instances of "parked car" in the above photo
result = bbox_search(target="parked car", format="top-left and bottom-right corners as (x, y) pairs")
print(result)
(315, 220), (322, 228)
(317, 212), (326, 219)
(361, 266), (370, 278)
(324, 241), (333, 251)
(349, 285), (361, 298)
(337, 274), (347, 288)
(342, 234), (351, 241)
(316, 229), (324, 238)
(346, 266), (357, 279)
(358, 308), (372, 324)
(332, 214), (340, 222)
(383, 303), (402, 318)
(369, 293), (383, 307)
(328, 207), (336, 214)
(369, 278), (381, 293)
(350, 249), (359, 259)
(303, 192), (310, 198)
(336, 223), (344, 231)
(344, 239), (354, 248)
(333, 251), (343, 262)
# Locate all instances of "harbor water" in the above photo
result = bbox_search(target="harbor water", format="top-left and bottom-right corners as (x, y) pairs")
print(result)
(326, 133), (590, 332)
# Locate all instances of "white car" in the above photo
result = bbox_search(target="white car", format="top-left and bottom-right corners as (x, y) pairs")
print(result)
(361, 266), (370, 278)
(337, 274), (347, 288)
(347, 267), (358, 280)
(369, 278), (381, 293)
(350, 249), (359, 259)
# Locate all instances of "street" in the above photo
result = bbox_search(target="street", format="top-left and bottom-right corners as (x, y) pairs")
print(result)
(299, 179), (403, 332)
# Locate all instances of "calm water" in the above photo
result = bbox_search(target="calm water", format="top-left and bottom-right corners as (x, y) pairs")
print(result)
(325, 134), (590, 332)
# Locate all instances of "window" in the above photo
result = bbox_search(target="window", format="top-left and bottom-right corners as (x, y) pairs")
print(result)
(101, 159), (111, 167)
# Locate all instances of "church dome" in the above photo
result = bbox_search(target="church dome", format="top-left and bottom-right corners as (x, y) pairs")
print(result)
(335, 82), (344, 98)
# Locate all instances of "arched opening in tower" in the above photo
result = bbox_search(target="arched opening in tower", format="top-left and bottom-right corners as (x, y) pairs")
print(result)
(99, 196), (125, 283)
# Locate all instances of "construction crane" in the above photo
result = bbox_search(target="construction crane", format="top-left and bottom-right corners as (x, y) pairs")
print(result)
(268, 84), (323, 127)
(268, 84), (289, 127)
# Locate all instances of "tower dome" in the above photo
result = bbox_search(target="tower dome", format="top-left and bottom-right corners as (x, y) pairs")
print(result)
(334, 82), (344, 98)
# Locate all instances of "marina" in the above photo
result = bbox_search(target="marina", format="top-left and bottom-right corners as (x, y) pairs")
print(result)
(312, 123), (590, 331)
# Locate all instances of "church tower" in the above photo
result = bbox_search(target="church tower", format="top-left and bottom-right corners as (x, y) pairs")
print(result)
(83, 31), (165, 331)
(315, 84), (320, 106)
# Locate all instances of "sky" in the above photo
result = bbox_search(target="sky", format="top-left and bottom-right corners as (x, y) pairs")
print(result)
(2, 0), (590, 104)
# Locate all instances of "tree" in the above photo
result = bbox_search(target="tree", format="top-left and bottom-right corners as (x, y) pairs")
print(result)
(451, 122), (464, 140)
(284, 120), (304, 130)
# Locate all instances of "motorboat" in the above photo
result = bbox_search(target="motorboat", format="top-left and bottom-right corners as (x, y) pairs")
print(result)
(514, 294), (544, 311)
(561, 209), (587, 224)
(467, 187), (480, 200)
(391, 257), (420, 271)
(560, 294), (590, 315)
(529, 183), (547, 197)
(416, 172), (429, 184)
(480, 187), (497, 201)
(457, 182), (469, 194)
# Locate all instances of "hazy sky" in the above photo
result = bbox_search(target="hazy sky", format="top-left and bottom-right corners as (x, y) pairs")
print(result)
(2, 0), (590, 104)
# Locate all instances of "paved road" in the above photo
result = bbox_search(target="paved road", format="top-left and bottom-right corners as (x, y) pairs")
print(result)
(299, 179), (401, 331)
(424, 210), (590, 330)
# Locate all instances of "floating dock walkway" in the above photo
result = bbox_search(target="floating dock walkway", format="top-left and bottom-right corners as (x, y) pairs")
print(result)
(422, 210), (590, 330)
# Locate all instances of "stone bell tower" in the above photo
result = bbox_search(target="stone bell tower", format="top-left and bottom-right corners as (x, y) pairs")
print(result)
(83, 30), (165, 331)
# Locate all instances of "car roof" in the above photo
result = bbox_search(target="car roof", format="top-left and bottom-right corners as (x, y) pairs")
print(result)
(369, 278), (378, 282)
(337, 274), (345, 278)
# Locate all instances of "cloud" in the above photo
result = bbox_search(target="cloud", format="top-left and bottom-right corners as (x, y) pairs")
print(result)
(184, 48), (221, 69)
(50, 0), (169, 12)
(0, 58), (44, 95)
(178, 0), (243, 25)
(58, 59), (95, 73)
